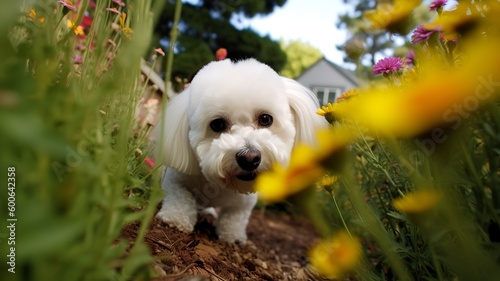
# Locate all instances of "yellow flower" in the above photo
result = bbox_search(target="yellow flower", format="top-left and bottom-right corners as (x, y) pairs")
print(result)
(66, 19), (84, 35)
(29, 8), (36, 20)
(424, 3), (482, 41)
(333, 32), (500, 138)
(336, 89), (358, 103)
(119, 12), (133, 38)
(332, 57), (495, 138)
(393, 190), (441, 214)
(316, 102), (337, 123)
(318, 174), (339, 187)
(364, 0), (422, 34)
(74, 25), (84, 36)
(316, 174), (340, 192)
(309, 231), (362, 279)
(255, 127), (356, 202)
(28, 8), (45, 23)
(255, 144), (325, 203)
(316, 103), (335, 116)
(315, 127), (355, 163)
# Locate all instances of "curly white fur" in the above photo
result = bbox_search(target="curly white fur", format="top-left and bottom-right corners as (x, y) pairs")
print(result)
(156, 59), (327, 243)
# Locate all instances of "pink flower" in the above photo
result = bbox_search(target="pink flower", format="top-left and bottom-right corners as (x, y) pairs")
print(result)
(106, 39), (117, 48)
(215, 48), (227, 60)
(58, 0), (77, 12)
(145, 157), (155, 168)
(112, 0), (126, 7)
(411, 25), (440, 44)
(372, 57), (403, 76)
(405, 50), (415, 65)
(75, 43), (86, 51)
(106, 7), (120, 14)
(74, 55), (83, 64)
(154, 48), (165, 56)
(439, 33), (457, 44)
(429, 0), (447, 11)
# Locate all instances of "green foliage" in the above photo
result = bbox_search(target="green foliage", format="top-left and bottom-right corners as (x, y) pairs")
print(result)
(279, 39), (322, 78)
(0, 0), (164, 280)
(321, 106), (500, 281)
(199, 0), (287, 19)
(265, 2), (500, 280)
(303, 2), (500, 279)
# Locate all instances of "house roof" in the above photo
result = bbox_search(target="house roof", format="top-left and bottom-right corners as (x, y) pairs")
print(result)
(296, 56), (359, 86)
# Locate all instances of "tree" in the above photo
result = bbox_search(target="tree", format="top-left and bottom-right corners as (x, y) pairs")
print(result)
(279, 39), (322, 78)
(154, 0), (288, 90)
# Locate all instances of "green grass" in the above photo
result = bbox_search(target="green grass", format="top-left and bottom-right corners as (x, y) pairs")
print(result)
(0, 1), (168, 280)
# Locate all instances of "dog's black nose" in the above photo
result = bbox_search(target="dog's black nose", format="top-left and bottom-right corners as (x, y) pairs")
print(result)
(236, 149), (261, 171)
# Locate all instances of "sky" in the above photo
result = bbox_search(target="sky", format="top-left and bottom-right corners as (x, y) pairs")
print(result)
(233, 0), (352, 65)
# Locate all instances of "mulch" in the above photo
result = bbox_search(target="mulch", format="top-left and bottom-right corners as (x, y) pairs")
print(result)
(120, 209), (322, 281)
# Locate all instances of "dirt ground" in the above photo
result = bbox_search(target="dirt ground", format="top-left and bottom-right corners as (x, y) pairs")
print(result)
(121, 209), (326, 281)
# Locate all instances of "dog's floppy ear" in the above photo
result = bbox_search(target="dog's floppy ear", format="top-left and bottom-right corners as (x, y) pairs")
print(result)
(282, 77), (329, 146)
(156, 89), (201, 175)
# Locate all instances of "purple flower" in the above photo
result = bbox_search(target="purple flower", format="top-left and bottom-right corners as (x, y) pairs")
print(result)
(429, 0), (447, 11)
(411, 25), (440, 44)
(372, 57), (404, 76)
(74, 55), (83, 64)
(405, 50), (415, 65)
(442, 34), (457, 44)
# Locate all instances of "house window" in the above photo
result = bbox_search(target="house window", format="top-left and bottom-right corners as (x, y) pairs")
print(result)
(312, 87), (343, 105)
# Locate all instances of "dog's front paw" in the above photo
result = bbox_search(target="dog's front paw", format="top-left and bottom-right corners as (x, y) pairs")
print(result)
(156, 209), (196, 233)
(216, 218), (248, 244)
(217, 230), (247, 245)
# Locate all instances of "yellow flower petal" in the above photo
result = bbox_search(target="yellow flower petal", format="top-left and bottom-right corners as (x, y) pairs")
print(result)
(119, 12), (127, 28)
(309, 231), (362, 279)
(255, 144), (324, 203)
(255, 127), (356, 202)
(424, 3), (482, 41)
(121, 27), (133, 38)
(333, 60), (491, 138)
(336, 89), (358, 103)
(66, 19), (75, 28)
(254, 165), (287, 203)
(316, 102), (336, 116)
(74, 25), (84, 36)
(29, 8), (36, 20)
(393, 190), (441, 214)
(364, 0), (422, 34)
(315, 127), (355, 162)
(317, 174), (340, 188)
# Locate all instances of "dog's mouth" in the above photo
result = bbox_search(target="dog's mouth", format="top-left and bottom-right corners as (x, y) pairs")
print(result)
(236, 171), (258, 181)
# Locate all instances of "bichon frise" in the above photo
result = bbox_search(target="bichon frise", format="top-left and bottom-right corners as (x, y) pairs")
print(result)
(156, 59), (327, 243)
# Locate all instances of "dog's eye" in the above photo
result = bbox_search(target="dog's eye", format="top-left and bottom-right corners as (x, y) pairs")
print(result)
(209, 118), (228, 133)
(258, 114), (273, 127)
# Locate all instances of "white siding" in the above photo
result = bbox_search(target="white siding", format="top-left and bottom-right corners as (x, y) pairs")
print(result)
(295, 59), (358, 105)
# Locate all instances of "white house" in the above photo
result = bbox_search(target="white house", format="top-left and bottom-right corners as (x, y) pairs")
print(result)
(295, 57), (359, 105)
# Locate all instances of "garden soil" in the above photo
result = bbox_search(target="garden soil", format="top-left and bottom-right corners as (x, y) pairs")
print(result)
(120, 209), (327, 281)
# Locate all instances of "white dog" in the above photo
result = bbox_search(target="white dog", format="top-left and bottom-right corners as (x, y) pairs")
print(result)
(156, 59), (327, 243)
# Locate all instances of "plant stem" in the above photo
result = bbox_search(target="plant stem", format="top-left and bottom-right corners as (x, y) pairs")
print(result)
(135, 0), (183, 246)
(330, 191), (352, 237)
(164, 0), (182, 100)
